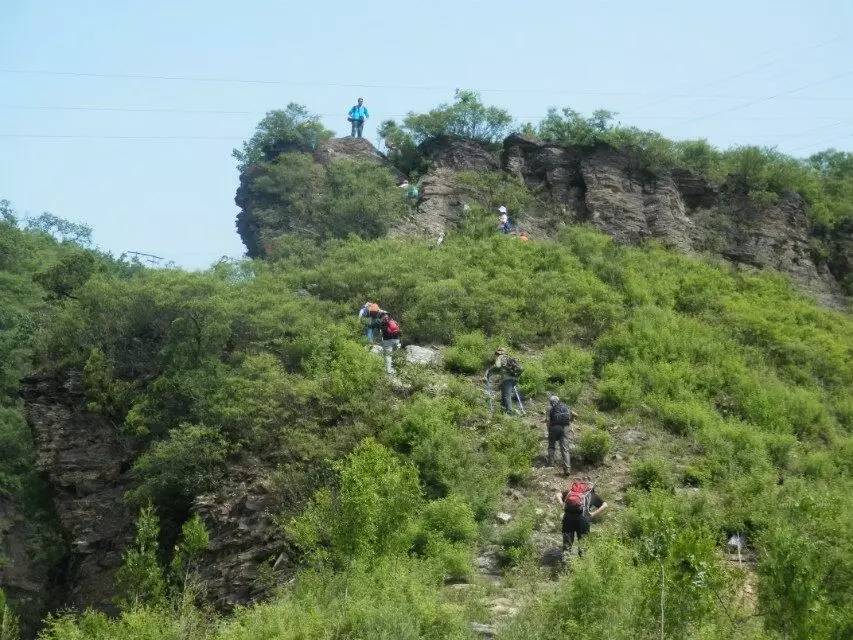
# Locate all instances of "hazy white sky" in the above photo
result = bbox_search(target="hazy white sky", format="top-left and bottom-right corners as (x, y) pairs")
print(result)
(1, 0), (851, 268)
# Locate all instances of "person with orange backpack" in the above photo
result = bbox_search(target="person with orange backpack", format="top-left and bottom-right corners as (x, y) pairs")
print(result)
(377, 311), (402, 374)
(359, 302), (383, 343)
(555, 477), (608, 556)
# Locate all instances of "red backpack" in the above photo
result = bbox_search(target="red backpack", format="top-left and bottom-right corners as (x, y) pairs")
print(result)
(384, 317), (401, 338)
(564, 481), (592, 514)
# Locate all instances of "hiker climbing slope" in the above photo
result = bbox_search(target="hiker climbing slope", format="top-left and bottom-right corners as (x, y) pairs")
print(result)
(556, 477), (608, 557)
(378, 311), (402, 374)
(347, 97), (369, 138)
(547, 395), (577, 475)
(359, 302), (383, 342)
(497, 205), (512, 234)
(485, 348), (523, 414)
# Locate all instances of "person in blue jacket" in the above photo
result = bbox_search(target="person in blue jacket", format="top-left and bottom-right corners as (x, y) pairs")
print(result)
(348, 98), (369, 138)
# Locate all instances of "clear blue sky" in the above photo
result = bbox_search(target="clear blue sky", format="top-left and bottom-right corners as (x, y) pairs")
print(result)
(1, 0), (851, 268)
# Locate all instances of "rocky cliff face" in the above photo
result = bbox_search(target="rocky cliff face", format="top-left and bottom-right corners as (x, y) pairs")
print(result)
(0, 495), (52, 636)
(193, 465), (293, 610)
(235, 134), (847, 304)
(18, 372), (296, 620)
(20, 372), (135, 615)
(502, 134), (845, 307)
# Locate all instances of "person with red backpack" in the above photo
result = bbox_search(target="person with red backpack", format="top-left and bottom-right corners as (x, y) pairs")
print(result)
(378, 312), (401, 374)
(556, 477), (608, 556)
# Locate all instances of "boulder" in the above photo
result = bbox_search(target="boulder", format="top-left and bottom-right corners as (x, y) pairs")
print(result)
(404, 345), (442, 366)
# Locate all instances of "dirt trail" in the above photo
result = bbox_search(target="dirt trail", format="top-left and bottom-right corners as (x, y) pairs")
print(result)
(450, 387), (636, 637)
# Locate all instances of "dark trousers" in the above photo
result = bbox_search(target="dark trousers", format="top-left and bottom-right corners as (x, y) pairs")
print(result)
(500, 378), (517, 413)
(562, 513), (590, 551)
(351, 118), (365, 138)
(547, 425), (571, 474)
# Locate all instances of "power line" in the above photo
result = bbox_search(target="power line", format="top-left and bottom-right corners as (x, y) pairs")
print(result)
(3, 103), (853, 121)
(629, 35), (845, 113)
(686, 70), (853, 123)
(0, 133), (243, 140)
(3, 66), (853, 101)
(788, 132), (853, 153)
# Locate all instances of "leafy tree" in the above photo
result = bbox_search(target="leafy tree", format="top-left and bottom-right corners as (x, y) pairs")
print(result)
(33, 250), (99, 299)
(538, 107), (617, 147)
(24, 212), (92, 245)
(170, 515), (210, 588)
(128, 423), (231, 511)
(115, 504), (167, 610)
(383, 90), (513, 150)
(247, 153), (408, 243)
(233, 104), (333, 170)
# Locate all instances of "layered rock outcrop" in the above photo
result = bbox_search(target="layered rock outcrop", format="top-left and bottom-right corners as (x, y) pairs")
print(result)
(235, 133), (847, 305)
(503, 135), (845, 306)
(20, 372), (135, 614)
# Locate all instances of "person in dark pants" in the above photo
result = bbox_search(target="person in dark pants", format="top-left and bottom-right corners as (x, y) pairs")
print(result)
(347, 97), (369, 138)
(547, 395), (577, 475)
(484, 348), (522, 414)
(556, 478), (608, 556)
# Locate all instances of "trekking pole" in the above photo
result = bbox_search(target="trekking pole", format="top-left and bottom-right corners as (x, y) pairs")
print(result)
(514, 384), (526, 415)
(484, 379), (493, 414)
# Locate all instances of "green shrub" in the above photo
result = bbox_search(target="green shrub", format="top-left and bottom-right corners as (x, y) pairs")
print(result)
(247, 153), (408, 244)
(398, 89), (512, 145)
(540, 344), (594, 403)
(128, 423), (231, 511)
(652, 396), (718, 435)
(486, 417), (539, 484)
(596, 364), (642, 411)
(288, 439), (423, 565)
(495, 502), (540, 569)
(0, 589), (20, 640)
(443, 330), (497, 374)
(233, 104), (332, 170)
(630, 457), (674, 491)
(576, 428), (612, 465)
(115, 505), (167, 610)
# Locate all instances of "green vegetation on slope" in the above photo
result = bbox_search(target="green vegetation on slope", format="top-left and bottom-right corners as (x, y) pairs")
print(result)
(0, 201), (141, 633)
(7, 94), (853, 637)
(34, 215), (852, 638)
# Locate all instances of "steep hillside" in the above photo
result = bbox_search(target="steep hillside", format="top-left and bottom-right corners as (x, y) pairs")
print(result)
(3, 99), (852, 640)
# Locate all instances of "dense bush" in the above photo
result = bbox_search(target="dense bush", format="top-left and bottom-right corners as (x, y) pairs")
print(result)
(393, 89), (513, 146)
(233, 104), (333, 170)
(4, 187), (852, 638)
(243, 152), (409, 244)
(576, 428), (612, 465)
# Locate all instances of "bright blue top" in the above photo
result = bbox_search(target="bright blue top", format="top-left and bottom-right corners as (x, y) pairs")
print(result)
(348, 104), (369, 120)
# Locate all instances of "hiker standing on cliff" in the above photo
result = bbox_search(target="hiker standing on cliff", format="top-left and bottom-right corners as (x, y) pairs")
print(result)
(556, 477), (608, 556)
(485, 348), (523, 414)
(348, 97), (369, 138)
(547, 395), (576, 475)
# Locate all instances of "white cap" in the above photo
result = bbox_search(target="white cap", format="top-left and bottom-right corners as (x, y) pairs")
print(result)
(498, 205), (507, 213)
